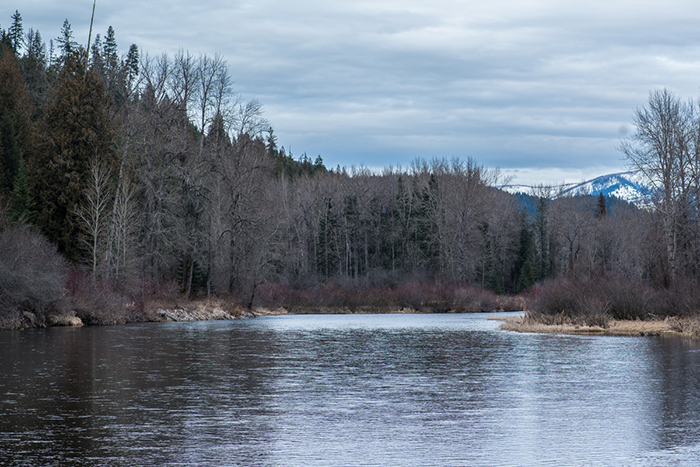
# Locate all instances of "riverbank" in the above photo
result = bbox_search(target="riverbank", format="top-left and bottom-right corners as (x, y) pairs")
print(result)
(151, 302), (507, 322)
(2, 276), (526, 329)
(0, 300), (255, 330)
(496, 314), (700, 338)
(0, 297), (525, 330)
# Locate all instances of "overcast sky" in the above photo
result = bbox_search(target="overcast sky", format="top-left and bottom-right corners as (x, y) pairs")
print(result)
(9, 1), (700, 185)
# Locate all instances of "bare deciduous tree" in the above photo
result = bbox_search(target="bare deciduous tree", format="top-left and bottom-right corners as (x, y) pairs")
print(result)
(621, 88), (697, 284)
(75, 157), (113, 281)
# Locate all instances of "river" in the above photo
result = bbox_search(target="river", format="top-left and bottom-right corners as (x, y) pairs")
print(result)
(1, 312), (700, 466)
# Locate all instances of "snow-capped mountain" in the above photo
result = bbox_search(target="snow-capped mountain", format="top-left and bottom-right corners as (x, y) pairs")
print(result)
(503, 171), (652, 205)
(558, 171), (651, 204)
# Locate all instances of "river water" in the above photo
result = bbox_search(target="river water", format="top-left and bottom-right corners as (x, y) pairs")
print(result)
(2, 312), (700, 466)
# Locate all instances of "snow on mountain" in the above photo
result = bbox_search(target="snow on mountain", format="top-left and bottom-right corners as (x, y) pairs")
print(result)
(502, 171), (652, 205)
(559, 171), (651, 204)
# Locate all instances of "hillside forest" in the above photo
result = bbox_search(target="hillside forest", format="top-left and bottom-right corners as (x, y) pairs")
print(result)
(3, 12), (700, 328)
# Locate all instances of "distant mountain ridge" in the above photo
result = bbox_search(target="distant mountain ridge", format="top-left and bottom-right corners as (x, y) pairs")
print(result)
(503, 171), (652, 205)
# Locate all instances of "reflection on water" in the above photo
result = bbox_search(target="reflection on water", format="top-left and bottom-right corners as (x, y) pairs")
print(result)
(1, 313), (700, 466)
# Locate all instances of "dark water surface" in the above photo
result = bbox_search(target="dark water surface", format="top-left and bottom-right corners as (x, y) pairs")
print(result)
(2, 313), (700, 466)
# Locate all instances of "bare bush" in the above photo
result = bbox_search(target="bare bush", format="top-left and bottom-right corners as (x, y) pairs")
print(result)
(525, 275), (700, 326)
(600, 277), (655, 320)
(526, 278), (611, 326)
(65, 268), (155, 325)
(0, 223), (67, 327)
(254, 281), (512, 313)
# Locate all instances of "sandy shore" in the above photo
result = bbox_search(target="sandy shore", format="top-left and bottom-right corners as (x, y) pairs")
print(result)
(494, 315), (682, 337)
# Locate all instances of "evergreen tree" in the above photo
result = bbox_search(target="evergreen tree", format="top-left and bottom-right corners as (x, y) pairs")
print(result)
(533, 195), (551, 280)
(0, 44), (33, 201)
(413, 174), (440, 276)
(9, 157), (36, 223)
(513, 212), (535, 292)
(125, 44), (139, 87)
(0, 30), (10, 51)
(396, 175), (412, 262)
(90, 33), (103, 73)
(595, 192), (607, 219)
(317, 197), (339, 279)
(8, 11), (23, 55)
(56, 19), (77, 62)
(19, 29), (49, 120)
(0, 112), (21, 195)
(477, 222), (504, 294)
(313, 155), (325, 174)
(103, 26), (118, 72)
(516, 260), (536, 292)
(33, 51), (114, 260)
(48, 38), (55, 67)
(206, 111), (230, 149)
(266, 126), (278, 158)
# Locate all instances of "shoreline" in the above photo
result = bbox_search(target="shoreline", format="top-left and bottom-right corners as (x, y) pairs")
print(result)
(2, 301), (518, 330)
(9, 301), (699, 339)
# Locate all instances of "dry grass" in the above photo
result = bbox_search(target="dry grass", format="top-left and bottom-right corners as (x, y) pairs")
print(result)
(149, 299), (254, 321)
(498, 314), (679, 337)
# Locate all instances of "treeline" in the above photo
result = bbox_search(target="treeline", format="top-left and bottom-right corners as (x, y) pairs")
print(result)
(529, 88), (700, 326)
(1, 12), (698, 327)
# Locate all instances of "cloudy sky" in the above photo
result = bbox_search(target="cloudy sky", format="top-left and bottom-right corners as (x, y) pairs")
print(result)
(10, 1), (700, 185)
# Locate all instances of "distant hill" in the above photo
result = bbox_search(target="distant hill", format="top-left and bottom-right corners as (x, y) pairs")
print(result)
(503, 171), (652, 206)
(558, 171), (651, 204)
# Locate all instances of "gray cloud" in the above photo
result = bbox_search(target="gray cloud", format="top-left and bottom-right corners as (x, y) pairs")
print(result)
(12, 0), (700, 184)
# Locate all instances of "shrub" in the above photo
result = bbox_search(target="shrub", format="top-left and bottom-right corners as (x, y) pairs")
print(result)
(525, 275), (700, 326)
(600, 277), (654, 320)
(65, 268), (157, 325)
(253, 281), (511, 313)
(0, 223), (68, 327)
(526, 278), (611, 326)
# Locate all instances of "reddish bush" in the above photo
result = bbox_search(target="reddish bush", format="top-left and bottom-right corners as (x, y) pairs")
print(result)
(525, 278), (611, 326)
(66, 268), (155, 325)
(253, 281), (513, 313)
(525, 275), (700, 324)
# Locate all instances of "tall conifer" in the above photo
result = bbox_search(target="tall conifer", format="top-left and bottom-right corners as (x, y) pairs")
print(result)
(34, 51), (114, 260)
(8, 11), (23, 55)
(0, 45), (33, 201)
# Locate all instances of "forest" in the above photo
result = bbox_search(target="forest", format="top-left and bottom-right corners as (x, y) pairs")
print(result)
(2, 11), (700, 330)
